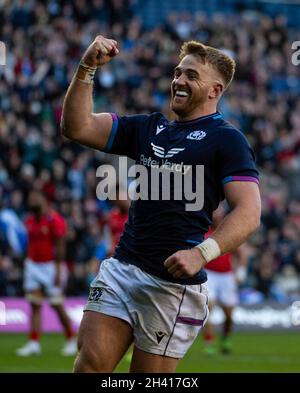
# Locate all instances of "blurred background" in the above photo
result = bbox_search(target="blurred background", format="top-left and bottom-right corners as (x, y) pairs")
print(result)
(0, 0), (300, 372)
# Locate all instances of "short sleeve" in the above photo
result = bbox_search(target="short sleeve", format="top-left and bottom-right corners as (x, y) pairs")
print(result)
(218, 128), (259, 186)
(51, 214), (67, 238)
(103, 113), (148, 160)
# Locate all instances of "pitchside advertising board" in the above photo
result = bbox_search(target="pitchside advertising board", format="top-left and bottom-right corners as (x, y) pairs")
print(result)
(0, 298), (300, 332)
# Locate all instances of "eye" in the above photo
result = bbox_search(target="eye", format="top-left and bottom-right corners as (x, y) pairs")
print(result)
(187, 73), (197, 80)
(174, 70), (181, 78)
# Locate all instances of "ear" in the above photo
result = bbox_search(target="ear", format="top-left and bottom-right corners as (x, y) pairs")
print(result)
(208, 83), (223, 99)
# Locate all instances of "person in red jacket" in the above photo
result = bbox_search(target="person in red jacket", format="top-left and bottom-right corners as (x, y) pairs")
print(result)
(16, 190), (76, 357)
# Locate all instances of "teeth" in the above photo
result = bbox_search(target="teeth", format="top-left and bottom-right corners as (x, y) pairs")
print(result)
(176, 91), (189, 97)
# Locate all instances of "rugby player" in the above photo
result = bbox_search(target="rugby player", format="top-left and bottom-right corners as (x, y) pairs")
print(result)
(61, 36), (261, 372)
(16, 190), (77, 357)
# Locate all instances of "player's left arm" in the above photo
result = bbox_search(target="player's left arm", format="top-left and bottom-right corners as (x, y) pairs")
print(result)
(209, 181), (261, 254)
(164, 182), (261, 279)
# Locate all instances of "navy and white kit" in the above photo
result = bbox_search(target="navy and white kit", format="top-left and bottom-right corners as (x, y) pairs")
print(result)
(85, 111), (259, 358)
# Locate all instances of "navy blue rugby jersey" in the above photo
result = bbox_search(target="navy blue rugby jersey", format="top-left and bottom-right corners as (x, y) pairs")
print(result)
(103, 112), (259, 285)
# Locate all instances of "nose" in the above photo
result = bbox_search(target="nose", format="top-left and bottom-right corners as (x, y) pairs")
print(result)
(174, 73), (188, 85)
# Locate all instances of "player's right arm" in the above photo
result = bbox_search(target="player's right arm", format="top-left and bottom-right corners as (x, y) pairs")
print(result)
(61, 36), (119, 150)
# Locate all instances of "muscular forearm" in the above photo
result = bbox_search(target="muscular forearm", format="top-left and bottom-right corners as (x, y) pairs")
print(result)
(61, 36), (119, 149)
(210, 204), (260, 254)
(164, 203), (260, 280)
(62, 76), (94, 139)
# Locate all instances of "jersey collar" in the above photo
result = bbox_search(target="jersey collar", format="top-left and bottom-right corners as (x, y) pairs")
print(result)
(171, 112), (222, 126)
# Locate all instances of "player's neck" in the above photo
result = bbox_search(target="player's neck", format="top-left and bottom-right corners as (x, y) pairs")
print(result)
(175, 105), (218, 122)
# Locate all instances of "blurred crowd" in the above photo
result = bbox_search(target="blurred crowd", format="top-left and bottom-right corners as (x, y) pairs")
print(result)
(1, 0), (300, 303)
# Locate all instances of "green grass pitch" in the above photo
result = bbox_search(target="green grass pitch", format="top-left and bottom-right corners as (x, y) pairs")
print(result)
(0, 331), (299, 373)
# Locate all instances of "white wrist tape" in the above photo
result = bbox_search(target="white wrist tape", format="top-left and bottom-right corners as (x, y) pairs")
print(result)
(195, 238), (221, 263)
(76, 60), (97, 84)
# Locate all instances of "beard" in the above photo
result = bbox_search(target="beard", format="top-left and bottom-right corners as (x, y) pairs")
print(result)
(170, 88), (208, 118)
(171, 98), (191, 117)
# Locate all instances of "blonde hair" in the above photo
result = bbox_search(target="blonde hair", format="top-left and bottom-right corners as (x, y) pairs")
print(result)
(180, 41), (236, 89)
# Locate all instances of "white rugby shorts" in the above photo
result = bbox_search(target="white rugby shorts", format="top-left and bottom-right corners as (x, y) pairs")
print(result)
(84, 258), (209, 358)
(24, 258), (68, 299)
(206, 270), (238, 307)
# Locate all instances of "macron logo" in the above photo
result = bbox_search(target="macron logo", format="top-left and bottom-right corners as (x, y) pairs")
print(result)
(155, 331), (167, 344)
(151, 143), (185, 158)
(156, 124), (166, 135)
(186, 130), (206, 141)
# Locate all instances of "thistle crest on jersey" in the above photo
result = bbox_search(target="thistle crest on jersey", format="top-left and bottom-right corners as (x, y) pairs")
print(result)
(186, 130), (206, 140)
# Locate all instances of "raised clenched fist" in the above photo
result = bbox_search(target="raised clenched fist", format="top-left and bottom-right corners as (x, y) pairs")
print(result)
(81, 35), (119, 67)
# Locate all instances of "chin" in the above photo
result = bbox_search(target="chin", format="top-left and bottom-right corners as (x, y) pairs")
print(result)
(171, 102), (184, 113)
(171, 105), (189, 118)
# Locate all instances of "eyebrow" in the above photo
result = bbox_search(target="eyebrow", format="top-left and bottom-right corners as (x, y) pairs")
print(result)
(174, 67), (200, 76)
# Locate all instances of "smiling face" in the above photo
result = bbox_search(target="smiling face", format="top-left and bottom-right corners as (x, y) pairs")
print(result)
(170, 54), (223, 120)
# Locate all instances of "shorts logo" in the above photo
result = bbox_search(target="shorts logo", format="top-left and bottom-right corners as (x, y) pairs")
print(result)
(88, 287), (103, 302)
(155, 331), (167, 344)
